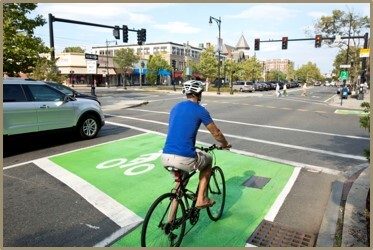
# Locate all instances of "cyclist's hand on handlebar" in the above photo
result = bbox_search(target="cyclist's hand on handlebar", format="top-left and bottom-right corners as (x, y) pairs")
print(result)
(218, 143), (232, 150)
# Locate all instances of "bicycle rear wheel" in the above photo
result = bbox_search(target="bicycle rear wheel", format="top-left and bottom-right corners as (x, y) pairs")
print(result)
(141, 193), (186, 247)
(207, 166), (226, 221)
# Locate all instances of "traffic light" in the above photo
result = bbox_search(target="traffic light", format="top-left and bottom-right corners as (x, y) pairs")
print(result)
(171, 60), (176, 69)
(282, 37), (288, 50)
(123, 25), (128, 43)
(315, 35), (322, 48)
(141, 28), (146, 42)
(254, 38), (260, 51)
(137, 30), (142, 45)
(113, 25), (120, 39)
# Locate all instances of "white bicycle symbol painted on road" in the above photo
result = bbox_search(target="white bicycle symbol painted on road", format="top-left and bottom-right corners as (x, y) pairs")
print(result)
(96, 150), (162, 176)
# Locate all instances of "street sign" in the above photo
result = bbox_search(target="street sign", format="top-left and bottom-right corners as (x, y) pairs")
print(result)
(340, 71), (348, 80)
(86, 60), (97, 74)
(339, 64), (351, 68)
(359, 48), (370, 58)
(85, 53), (98, 60)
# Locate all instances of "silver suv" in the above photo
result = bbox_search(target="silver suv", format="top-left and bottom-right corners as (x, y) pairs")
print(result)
(3, 78), (105, 139)
(232, 81), (255, 92)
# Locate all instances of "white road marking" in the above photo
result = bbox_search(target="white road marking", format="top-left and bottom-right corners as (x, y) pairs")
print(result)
(123, 108), (370, 140)
(264, 167), (301, 221)
(35, 158), (143, 228)
(104, 117), (367, 161)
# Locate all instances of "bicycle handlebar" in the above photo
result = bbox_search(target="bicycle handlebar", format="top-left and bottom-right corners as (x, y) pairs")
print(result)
(196, 144), (230, 152)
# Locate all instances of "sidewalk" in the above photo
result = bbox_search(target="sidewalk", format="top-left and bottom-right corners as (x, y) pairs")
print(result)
(327, 90), (370, 110)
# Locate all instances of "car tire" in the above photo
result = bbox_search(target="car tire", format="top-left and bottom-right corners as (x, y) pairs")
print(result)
(77, 114), (100, 139)
(239, 88), (243, 92)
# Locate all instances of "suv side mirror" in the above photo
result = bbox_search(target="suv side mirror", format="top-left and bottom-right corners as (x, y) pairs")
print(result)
(63, 95), (75, 103)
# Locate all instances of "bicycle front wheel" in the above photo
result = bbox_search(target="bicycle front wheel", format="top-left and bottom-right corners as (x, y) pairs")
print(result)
(207, 166), (226, 221)
(141, 193), (186, 247)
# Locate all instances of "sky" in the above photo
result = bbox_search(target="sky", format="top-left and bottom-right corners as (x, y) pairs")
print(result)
(31, 3), (370, 74)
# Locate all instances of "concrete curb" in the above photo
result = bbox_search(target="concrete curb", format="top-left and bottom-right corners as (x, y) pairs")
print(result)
(316, 174), (345, 247)
(342, 166), (370, 247)
(316, 163), (370, 247)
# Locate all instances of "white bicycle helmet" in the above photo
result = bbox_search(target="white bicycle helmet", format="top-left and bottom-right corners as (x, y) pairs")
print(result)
(183, 80), (204, 95)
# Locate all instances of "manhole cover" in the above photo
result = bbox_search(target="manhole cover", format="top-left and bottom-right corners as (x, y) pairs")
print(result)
(241, 176), (271, 189)
(247, 220), (316, 247)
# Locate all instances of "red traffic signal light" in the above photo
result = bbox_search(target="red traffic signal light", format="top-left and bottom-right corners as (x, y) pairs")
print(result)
(282, 37), (288, 50)
(254, 38), (260, 51)
(315, 35), (322, 48)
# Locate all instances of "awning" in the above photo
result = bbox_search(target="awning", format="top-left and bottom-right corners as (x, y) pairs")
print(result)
(134, 69), (147, 75)
(58, 67), (116, 75)
(158, 69), (171, 76)
(97, 68), (116, 75)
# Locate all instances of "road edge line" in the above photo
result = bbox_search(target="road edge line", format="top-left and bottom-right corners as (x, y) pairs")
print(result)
(35, 158), (143, 228)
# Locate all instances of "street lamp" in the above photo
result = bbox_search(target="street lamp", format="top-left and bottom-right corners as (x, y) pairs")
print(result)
(209, 16), (221, 95)
(106, 39), (117, 88)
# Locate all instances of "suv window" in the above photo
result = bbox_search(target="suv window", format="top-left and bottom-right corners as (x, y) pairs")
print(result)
(27, 85), (65, 102)
(234, 81), (244, 85)
(3, 84), (27, 102)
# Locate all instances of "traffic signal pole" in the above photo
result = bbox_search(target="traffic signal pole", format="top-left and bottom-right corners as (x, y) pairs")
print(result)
(48, 14), (141, 60)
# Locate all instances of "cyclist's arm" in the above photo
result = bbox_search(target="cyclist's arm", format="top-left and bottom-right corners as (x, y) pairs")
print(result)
(206, 122), (230, 148)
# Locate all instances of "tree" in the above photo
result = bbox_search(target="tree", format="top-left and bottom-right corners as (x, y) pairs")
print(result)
(3, 3), (50, 76)
(310, 9), (370, 86)
(296, 62), (323, 83)
(240, 55), (262, 81)
(146, 54), (172, 86)
(28, 56), (66, 83)
(113, 48), (139, 89)
(196, 46), (218, 83)
(63, 47), (85, 53)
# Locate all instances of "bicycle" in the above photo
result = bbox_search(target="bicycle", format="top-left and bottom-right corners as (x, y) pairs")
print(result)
(140, 144), (226, 247)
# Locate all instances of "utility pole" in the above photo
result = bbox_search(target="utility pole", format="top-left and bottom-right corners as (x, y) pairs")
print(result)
(106, 39), (117, 88)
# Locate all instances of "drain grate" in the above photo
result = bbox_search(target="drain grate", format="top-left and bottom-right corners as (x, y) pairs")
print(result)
(247, 220), (316, 247)
(241, 176), (271, 189)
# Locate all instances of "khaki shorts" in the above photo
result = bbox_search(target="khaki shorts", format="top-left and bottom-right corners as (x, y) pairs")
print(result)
(161, 149), (212, 173)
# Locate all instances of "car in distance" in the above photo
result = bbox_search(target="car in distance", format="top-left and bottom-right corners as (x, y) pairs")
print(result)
(45, 81), (101, 105)
(232, 81), (255, 92)
(3, 78), (105, 140)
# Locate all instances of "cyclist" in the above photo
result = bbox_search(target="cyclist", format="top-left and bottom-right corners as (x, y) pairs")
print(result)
(162, 80), (231, 209)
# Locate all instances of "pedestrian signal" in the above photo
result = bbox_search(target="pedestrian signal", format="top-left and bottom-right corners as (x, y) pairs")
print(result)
(113, 26), (120, 39)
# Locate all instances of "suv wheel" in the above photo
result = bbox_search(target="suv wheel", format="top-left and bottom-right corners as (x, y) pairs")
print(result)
(77, 114), (99, 139)
(239, 88), (243, 92)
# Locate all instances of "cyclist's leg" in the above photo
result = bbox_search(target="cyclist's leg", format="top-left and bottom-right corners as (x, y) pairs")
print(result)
(194, 150), (215, 208)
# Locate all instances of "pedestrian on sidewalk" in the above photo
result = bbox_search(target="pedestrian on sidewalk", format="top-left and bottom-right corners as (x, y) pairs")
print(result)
(276, 83), (282, 97)
(283, 83), (287, 96)
(301, 83), (307, 96)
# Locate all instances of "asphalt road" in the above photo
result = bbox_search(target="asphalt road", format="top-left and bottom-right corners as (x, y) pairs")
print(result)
(3, 86), (369, 246)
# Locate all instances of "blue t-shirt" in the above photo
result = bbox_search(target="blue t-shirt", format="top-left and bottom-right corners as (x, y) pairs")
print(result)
(163, 100), (213, 158)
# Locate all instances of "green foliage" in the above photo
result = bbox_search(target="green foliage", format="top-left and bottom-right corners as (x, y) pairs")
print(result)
(359, 102), (370, 162)
(296, 62), (323, 83)
(267, 70), (287, 82)
(28, 57), (66, 83)
(240, 56), (263, 81)
(113, 48), (139, 86)
(146, 54), (172, 85)
(3, 3), (50, 76)
(312, 9), (370, 49)
(196, 46), (218, 82)
(63, 47), (85, 53)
